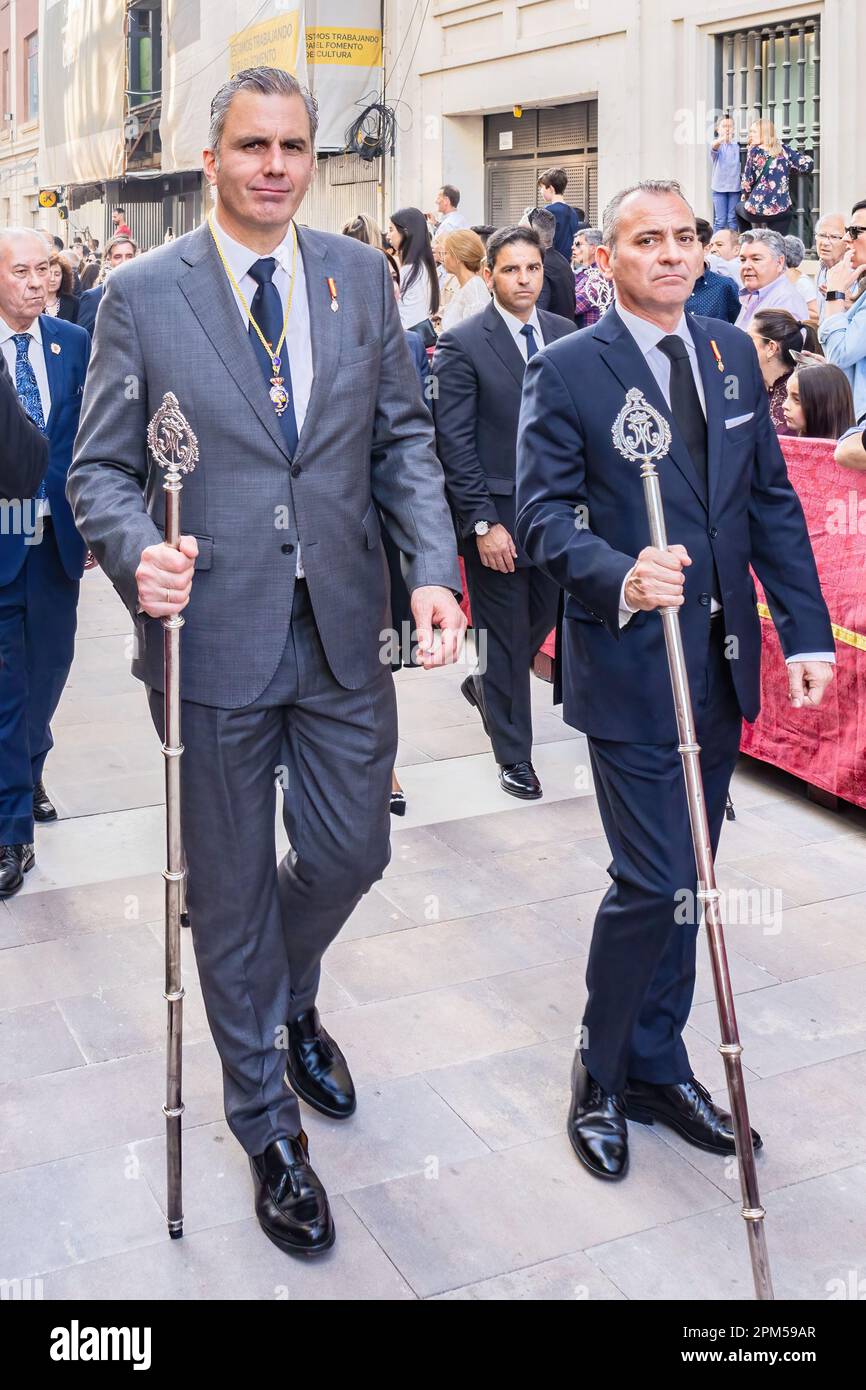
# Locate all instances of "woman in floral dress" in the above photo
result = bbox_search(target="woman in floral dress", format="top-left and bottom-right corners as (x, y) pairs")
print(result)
(737, 119), (814, 237)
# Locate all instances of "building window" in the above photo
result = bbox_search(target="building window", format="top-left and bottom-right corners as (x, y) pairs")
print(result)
(25, 32), (38, 121)
(484, 103), (599, 230)
(715, 17), (820, 247)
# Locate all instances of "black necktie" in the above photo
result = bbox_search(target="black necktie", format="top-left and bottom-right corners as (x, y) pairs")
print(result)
(248, 257), (299, 455)
(520, 322), (539, 359)
(656, 334), (707, 495)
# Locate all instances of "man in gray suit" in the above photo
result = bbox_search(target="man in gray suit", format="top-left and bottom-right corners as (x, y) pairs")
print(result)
(68, 67), (464, 1259)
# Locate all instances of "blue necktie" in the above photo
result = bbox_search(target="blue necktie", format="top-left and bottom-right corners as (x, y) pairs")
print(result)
(247, 257), (299, 456)
(520, 322), (539, 359)
(13, 333), (47, 499)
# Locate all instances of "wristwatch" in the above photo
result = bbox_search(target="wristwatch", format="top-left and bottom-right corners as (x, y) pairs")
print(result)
(474, 520), (491, 536)
(825, 290), (846, 302)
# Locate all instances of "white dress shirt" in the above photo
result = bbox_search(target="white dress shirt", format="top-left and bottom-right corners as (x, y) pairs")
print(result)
(1, 314), (51, 515)
(435, 209), (468, 237)
(493, 299), (543, 360)
(613, 305), (833, 665)
(211, 210), (313, 576)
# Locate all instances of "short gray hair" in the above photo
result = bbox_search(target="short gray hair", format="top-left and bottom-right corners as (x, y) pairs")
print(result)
(528, 206), (556, 249)
(602, 180), (693, 248)
(784, 234), (806, 268)
(208, 67), (319, 156)
(740, 227), (786, 261)
(579, 227), (603, 249)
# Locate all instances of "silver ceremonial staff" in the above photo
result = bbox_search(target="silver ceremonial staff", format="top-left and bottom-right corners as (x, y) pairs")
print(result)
(612, 389), (773, 1301)
(147, 391), (199, 1240)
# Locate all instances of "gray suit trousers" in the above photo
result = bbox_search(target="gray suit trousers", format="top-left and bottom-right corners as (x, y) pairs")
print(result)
(147, 580), (396, 1156)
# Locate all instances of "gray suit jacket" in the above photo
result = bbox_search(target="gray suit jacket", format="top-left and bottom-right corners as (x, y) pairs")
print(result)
(67, 221), (460, 707)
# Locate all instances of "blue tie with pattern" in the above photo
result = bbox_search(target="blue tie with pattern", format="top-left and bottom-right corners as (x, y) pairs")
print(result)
(520, 322), (539, 359)
(13, 332), (47, 499)
(247, 257), (299, 456)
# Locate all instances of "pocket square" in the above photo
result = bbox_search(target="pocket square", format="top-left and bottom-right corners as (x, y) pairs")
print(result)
(725, 412), (754, 429)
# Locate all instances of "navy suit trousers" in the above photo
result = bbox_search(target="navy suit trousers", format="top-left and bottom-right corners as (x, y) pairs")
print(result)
(0, 522), (79, 844)
(581, 618), (743, 1094)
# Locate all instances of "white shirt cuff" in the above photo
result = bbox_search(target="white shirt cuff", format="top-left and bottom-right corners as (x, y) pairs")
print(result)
(618, 568), (638, 628)
(785, 653), (836, 665)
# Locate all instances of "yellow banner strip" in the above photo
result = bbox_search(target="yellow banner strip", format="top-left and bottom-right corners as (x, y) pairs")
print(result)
(756, 601), (866, 652)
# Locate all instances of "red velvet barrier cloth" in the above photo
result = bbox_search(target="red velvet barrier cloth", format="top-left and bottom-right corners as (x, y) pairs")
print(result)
(462, 440), (866, 807)
(740, 436), (866, 809)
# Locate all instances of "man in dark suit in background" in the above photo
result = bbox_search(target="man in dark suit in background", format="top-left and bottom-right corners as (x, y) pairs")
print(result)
(0, 354), (48, 502)
(516, 181), (834, 1181)
(433, 225), (576, 799)
(0, 229), (91, 896)
(530, 207), (577, 321)
(77, 235), (138, 337)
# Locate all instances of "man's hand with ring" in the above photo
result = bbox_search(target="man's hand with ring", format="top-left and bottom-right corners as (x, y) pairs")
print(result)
(624, 544), (692, 611)
(135, 536), (198, 617)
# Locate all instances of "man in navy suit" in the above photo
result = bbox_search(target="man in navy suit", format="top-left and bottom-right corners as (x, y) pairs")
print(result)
(432, 226), (576, 799)
(515, 181), (834, 1181)
(0, 230), (90, 896)
(77, 234), (138, 337)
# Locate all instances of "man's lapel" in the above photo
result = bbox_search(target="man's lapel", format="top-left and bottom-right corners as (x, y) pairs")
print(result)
(40, 315), (65, 439)
(482, 301), (526, 388)
(595, 309), (707, 507)
(291, 226), (343, 466)
(177, 223), (293, 462)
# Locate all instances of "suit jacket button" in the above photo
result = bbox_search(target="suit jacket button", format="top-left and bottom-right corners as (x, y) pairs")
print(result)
(291, 464), (302, 478)
(708, 526), (718, 539)
(699, 593), (710, 606)
(281, 543), (294, 555)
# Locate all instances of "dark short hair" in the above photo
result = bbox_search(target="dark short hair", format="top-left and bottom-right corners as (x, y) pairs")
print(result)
(485, 225), (543, 270)
(852, 199), (866, 215)
(528, 206), (556, 248)
(114, 206), (125, 215)
(470, 224), (496, 245)
(695, 218), (713, 247)
(440, 184), (460, 208)
(538, 167), (568, 195)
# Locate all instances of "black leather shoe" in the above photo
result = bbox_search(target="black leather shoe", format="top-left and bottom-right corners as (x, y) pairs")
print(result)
(0, 844), (35, 898)
(250, 1133), (335, 1257)
(286, 1008), (356, 1119)
(567, 1056), (629, 1180)
(32, 781), (57, 823)
(624, 1076), (763, 1155)
(499, 761), (542, 800)
(389, 790), (407, 817)
(460, 673), (490, 737)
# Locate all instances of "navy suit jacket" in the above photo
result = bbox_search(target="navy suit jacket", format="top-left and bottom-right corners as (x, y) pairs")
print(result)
(515, 307), (833, 742)
(0, 353), (48, 502)
(431, 300), (577, 565)
(0, 316), (90, 585)
(77, 286), (103, 337)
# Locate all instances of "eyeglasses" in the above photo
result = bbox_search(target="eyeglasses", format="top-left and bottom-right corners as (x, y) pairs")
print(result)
(816, 232), (844, 242)
(845, 225), (866, 240)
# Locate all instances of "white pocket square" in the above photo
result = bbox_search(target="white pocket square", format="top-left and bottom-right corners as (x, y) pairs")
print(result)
(725, 412), (754, 429)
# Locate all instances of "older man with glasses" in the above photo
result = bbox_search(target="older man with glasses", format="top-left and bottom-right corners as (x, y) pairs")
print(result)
(814, 213), (849, 322)
(735, 227), (811, 329)
(819, 200), (866, 424)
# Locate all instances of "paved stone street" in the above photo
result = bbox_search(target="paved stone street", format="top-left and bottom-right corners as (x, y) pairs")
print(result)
(2, 569), (865, 1301)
